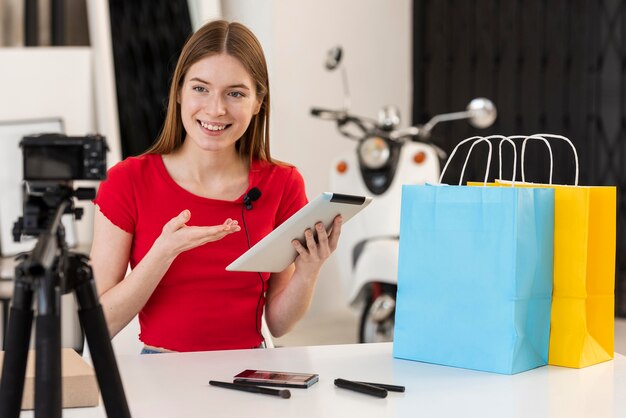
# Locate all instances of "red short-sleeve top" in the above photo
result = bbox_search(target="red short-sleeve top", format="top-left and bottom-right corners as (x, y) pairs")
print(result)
(93, 153), (308, 351)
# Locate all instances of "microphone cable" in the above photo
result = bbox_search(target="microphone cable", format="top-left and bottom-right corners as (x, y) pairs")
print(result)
(240, 190), (266, 347)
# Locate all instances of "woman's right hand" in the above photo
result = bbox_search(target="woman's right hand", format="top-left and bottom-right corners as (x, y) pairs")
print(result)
(153, 209), (241, 260)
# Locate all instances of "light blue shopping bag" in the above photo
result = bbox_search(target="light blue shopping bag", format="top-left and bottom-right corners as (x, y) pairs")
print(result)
(393, 137), (555, 374)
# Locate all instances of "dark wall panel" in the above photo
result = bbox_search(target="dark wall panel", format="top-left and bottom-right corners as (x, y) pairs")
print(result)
(413, 0), (626, 316)
(109, 0), (192, 157)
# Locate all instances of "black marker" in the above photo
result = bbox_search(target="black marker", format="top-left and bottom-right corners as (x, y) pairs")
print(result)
(354, 381), (405, 393)
(334, 378), (387, 398)
(209, 380), (291, 399)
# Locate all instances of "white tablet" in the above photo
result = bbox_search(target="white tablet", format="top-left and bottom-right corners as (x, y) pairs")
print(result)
(226, 192), (372, 272)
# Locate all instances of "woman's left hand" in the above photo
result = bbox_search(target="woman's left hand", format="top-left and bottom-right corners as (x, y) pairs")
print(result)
(291, 215), (342, 276)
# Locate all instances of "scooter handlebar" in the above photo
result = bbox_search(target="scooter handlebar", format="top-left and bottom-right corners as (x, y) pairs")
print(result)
(311, 107), (389, 140)
(310, 107), (346, 120)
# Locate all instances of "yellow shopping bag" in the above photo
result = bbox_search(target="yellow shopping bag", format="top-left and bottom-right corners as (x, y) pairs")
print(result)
(545, 185), (615, 367)
(469, 134), (616, 368)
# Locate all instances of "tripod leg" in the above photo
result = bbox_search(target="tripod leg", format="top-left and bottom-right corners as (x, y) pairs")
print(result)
(34, 273), (62, 418)
(0, 281), (34, 418)
(75, 279), (131, 418)
(1, 296), (10, 349)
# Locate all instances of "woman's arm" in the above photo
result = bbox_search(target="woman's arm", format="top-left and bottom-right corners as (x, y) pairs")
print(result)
(263, 216), (342, 337)
(91, 207), (240, 338)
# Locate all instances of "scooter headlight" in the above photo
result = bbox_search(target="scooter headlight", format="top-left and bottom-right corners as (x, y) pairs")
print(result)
(359, 137), (390, 169)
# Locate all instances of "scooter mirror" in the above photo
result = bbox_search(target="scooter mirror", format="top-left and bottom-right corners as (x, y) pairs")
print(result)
(467, 98), (497, 128)
(325, 46), (343, 71)
(378, 105), (401, 130)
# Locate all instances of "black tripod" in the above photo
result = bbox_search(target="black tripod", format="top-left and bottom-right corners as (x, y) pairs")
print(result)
(0, 186), (130, 418)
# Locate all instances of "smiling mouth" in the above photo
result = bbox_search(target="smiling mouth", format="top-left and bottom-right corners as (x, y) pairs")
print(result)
(199, 120), (232, 131)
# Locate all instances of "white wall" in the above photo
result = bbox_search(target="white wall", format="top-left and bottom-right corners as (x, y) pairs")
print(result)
(222, 0), (412, 315)
(0, 48), (95, 348)
(271, 0), (412, 196)
(0, 48), (97, 246)
(0, 0), (412, 322)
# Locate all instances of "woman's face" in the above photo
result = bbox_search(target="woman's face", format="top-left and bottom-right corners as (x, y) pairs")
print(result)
(178, 53), (261, 154)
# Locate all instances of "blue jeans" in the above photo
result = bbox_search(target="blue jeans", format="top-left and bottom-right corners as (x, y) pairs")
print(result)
(140, 347), (165, 355)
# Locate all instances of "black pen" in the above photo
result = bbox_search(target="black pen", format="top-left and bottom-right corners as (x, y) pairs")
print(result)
(334, 378), (387, 398)
(209, 380), (291, 399)
(354, 381), (405, 392)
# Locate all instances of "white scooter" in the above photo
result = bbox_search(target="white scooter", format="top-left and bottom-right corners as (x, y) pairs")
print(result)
(311, 47), (497, 343)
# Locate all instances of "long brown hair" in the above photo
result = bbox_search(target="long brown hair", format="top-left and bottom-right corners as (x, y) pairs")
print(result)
(145, 20), (272, 164)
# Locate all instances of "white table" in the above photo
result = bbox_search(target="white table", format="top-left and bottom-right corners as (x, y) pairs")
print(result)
(17, 342), (626, 418)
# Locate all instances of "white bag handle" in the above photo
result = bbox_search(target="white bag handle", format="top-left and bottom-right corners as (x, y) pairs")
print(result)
(458, 138), (493, 185)
(459, 138), (493, 185)
(439, 136), (485, 184)
(520, 134), (554, 184)
(459, 135), (517, 186)
(523, 133), (579, 186)
(500, 135), (526, 183)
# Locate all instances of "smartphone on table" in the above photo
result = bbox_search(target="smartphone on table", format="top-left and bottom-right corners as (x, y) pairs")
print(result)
(233, 369), (319, 388)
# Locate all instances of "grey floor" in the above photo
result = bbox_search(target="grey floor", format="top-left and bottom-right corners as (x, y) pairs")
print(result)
(274, 310), (626, 355)
(617, 318), (626, 354)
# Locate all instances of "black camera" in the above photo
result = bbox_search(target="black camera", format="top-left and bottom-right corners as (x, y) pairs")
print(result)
(13, 133), (108, 240)
(20, 133), (108, 181)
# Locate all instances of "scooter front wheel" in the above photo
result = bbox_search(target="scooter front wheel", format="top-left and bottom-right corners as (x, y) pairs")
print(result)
(359, 284), (397, 343)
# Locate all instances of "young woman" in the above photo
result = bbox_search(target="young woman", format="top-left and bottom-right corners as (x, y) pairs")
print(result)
(90, 20), (342, 353)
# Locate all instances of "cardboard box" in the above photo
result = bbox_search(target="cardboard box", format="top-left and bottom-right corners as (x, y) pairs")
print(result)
(0, 348), (99, 409)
